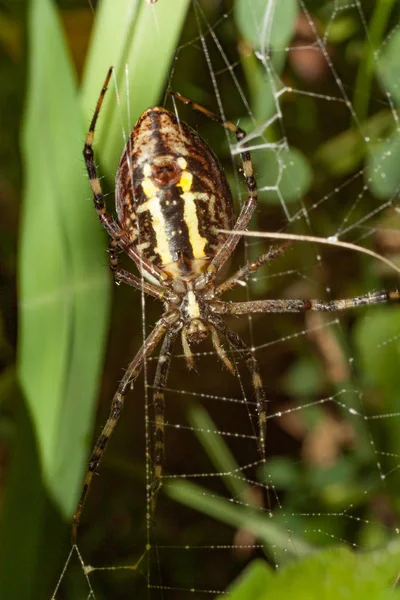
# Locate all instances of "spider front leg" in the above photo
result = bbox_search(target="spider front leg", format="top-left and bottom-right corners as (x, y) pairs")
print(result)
(210, 315), (267, 458)
(151, 324), (181, 515)
(212, 289), (400, 316)
(72, 312), (178, 542)
(214, 242), (292, 298)
(108, 238), (174, 303)
(84, 67), (169, 287)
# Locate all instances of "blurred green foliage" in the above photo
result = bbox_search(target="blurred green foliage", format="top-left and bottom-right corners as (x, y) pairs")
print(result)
(227, 543), (400, 599)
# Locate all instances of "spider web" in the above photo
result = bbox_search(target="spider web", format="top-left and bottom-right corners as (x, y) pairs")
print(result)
(52, 1), (400, 597)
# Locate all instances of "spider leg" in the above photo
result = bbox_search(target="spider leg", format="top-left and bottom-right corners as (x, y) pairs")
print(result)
(209, 324), (234, 373)
(212, 289), (400, 316)
(170, 92), (258, 279)
(151, 323), (181, 515)
(72, 312), (179, 542)
(210, 315), (267, 457)
(214, 242), (292, 298)
(108, 238), (177, 303)
(84, 68), (169, 286)
(181, 328), (195, 370)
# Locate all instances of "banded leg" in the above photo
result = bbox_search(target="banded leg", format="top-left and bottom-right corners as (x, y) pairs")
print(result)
(84, 68), (169, 286)
(214, 242), (292, 298)
(108, 237), (120, 275)
(151, 324), (181, 514)
(72, 312), (178, 542)
(210, 315), (267, 457)
(108, 238), (175, 303)
(170, 92), (258, 277)
(212, 289), (400, 316)
(209, 324), (234, 373)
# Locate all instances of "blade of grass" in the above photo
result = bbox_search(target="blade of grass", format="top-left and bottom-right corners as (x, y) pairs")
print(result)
(0, 371), (66, 600)
(19, 0), (111, 518)
(353, 0), (396, 123)
(93, 0), (191, 175)
(166, 479), (314, 560)
(80, 0), (141, 123)
(187, 402), (258, 504)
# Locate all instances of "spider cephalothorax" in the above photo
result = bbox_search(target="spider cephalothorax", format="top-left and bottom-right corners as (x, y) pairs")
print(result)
(72, 68), (399, 541)
(180, 290), (208, 339)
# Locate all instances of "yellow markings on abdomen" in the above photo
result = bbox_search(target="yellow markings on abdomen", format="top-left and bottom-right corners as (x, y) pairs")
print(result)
(138, 159), (209, 268)
(177, 165), (208, 260)
(138, 176), (173, 266)
(181, 191), (207, 258)
(178, 170), (193, 193)
(142, 177), (158, 198)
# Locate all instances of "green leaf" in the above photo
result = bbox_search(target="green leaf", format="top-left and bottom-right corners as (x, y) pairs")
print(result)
(239, 46), (275, 124)
(226, 560), (274, 599)
(376, 25), (400, 107)
(353, 308), (400, 406)
(353, 308), (400, 461)
(283, 356), (323, 397)
(166, 479), (314, 561)
(352, 0), (396, 123)
(19, 0), (111, 519)
(234, 0), (299, 53)
(258, 456), (300, 490)
(187, 403), (254, 503)
(257, 146), (313, 204)
(80, 0), (142, 119)
(227, 542), (400, 600)
(323, 16), (358, 44)
(367, 131), (400, 199)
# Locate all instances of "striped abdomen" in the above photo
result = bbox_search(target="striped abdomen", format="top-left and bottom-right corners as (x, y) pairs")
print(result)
(115, 107), (234, 280)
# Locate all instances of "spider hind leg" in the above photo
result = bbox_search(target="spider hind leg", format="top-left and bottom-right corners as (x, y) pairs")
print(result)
(211, 315), (267, 458)
(150, 324), (181, 516)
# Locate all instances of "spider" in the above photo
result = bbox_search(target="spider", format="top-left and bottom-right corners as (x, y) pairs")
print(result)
(72, 67), (400, 541)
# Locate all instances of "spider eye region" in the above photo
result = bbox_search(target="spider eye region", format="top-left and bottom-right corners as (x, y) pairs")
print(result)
(115, 106), (235, 282)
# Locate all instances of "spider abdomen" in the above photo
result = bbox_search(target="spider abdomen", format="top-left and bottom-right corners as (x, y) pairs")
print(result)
(115, 106), (234, 280)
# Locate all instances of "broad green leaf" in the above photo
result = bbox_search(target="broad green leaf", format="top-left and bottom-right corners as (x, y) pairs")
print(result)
(80, 0), (142, 119)
(226, 560), (273, 599)
(228, 542), (400, 600)
(19, 0), (110, 519)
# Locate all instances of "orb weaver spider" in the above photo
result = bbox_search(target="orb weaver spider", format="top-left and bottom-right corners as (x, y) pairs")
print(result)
(72, 67), (399, 540)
